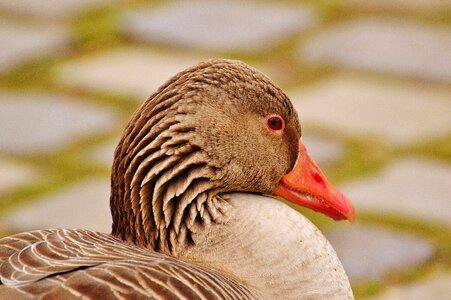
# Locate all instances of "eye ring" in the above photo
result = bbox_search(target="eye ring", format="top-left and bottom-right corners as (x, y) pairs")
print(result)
(265, 114), (285, 132)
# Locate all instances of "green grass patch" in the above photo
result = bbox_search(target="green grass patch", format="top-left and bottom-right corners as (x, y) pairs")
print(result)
(323, 137), (392, 184)
(0, 56), (63, 90)
(400, 134), (451, 163)
(71, 6), (122, 53)
(352, 280), (384, 298)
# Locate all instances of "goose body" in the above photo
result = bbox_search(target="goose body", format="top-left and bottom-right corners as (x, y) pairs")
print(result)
(0, 60), (354, 299)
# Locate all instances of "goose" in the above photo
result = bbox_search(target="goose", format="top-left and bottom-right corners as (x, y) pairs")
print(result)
(0, 59), (355, 299)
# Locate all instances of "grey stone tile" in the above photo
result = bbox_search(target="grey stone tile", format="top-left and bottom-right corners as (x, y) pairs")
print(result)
(0, 92), (118, 155)
(1, 179), (112, 233)
(56, 48), (205, 99)
(368, 274), (451, 300)
(300, 18), (451, 82)
(0, 0), (116, 19)
(122, 1), (316, 52)
(325, 224), (434, 281)
(0, 158), (39, 196)
(302, 134), (344, 167)
(0, 19), (69, 73)
(342, 158), (451, 227)
(289, 75), (451, 145)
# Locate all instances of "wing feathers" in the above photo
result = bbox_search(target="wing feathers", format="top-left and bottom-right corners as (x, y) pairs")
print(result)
(0, 229), (257, 299)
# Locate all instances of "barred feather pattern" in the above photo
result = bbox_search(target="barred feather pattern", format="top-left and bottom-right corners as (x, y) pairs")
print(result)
(0, 229), (257, 299)
(111, 107), (225, 253)
(109, 61), (258, 253)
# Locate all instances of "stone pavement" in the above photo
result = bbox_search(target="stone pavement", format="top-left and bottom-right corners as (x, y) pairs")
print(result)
(368, 274), (451, 300)
(3, 178), (111, 233)
(0, 1), (450, 299)
(289, 75), (451, 145)
(325, 224), (434, 282)
(0, 91), (118, 154)
(0, 19), (69, 73)
(57, 48), (205, 99)
(122, 1), (316, 52)
(301, 18), (451, 83)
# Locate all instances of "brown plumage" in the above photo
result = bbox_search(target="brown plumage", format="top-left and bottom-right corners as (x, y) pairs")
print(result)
(0, 59), (354, 299)
(0, 229), (256, 299)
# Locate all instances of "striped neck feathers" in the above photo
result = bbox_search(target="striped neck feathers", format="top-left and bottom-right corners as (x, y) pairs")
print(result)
(110, 89), (230, 255)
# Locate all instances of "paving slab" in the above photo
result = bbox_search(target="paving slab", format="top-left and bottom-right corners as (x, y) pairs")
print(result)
(289, 75), (451, 145)
(0, 0), (116, 20)
(302, 134), (344, 167)
(0, 19), (69, 73)
(300, 18), (451, 82)
(341, 158), (451, 227)
(0, 158), (39, 196)
(368, 274), (451, 300)
(325, 224), (434, 282)
(1, 179), (112, 233)
(0, 92), (118, 155)
(57, 48), (205, 99)
(122, 1), (316, 52)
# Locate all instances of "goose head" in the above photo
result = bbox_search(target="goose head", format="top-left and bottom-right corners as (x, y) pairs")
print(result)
(110, 59), (354, 254)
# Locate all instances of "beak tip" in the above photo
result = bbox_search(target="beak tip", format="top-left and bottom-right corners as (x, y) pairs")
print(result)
(276, 139), (356, 223)
(340, 194), (355, 224)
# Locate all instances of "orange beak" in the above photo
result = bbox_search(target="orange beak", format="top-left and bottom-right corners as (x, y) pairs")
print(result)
(273, 140), (355, 222)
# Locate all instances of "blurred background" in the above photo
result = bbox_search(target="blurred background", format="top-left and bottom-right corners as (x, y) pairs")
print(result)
(0, 0), (450, 298)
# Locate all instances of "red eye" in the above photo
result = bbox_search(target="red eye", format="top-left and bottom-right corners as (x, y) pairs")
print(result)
(266, 114), (285, 132)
